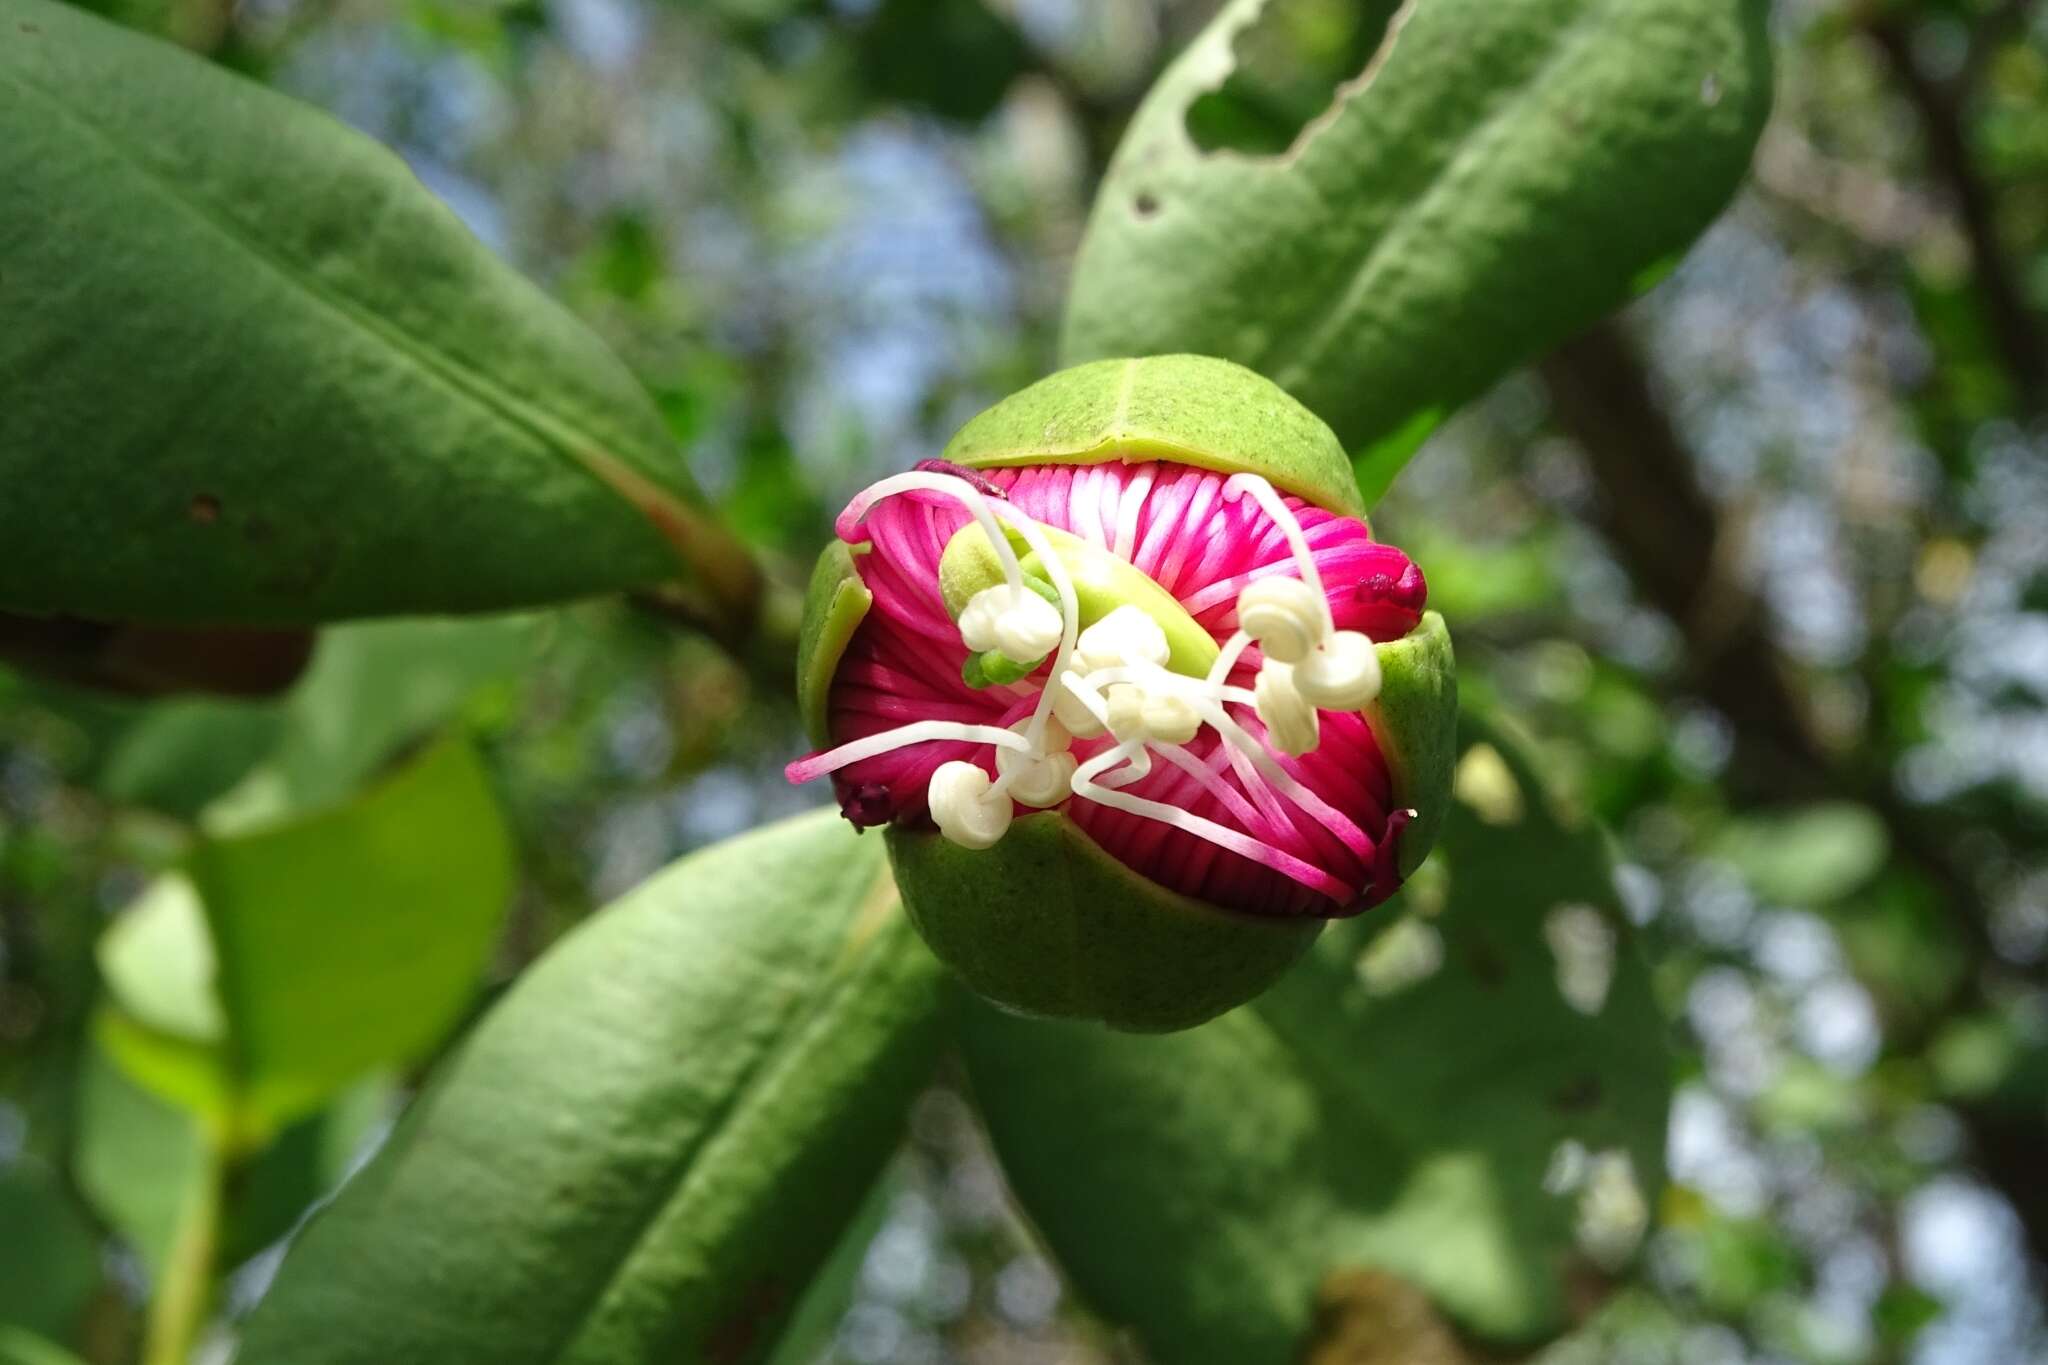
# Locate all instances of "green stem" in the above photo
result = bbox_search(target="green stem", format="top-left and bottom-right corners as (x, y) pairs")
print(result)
(142, 1141), (221, 1365)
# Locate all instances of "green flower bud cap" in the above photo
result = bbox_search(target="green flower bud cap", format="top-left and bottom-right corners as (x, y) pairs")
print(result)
(787, 356), (1455, 1031)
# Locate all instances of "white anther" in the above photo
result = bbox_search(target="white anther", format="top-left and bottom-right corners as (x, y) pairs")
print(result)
(928, 760), (1012, 849)
(1051, 676), (1107, 739)
(1236, 575), (1325, 664)
(1253, 662), (1320, 757)
(995, 717), (1076, 807)
(959, 583), (1061, 663)
(1104, 682), (1146, 740)
(956, 593), (999, 653)
(1292, 630), (1382, 711)
(1141, 692), (1202, 746)
(1075, 605), (1170, 673)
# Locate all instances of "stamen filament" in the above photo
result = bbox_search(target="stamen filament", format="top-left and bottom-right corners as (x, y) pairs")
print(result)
(786, 720), (1033, 784)
(844, 472), (1027, 595)
(1071, 745), (1352, 902)
(1222, 474), (1333, 634)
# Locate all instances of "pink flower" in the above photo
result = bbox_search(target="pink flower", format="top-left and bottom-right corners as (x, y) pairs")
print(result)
(787, 458), (1427, 918)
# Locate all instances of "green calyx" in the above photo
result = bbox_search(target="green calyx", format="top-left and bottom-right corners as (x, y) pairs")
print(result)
(1367, 611), (1457, 879)
(796, 540), (873, 747)
(940, 354), (1367, 522)
(937, 522), (1221, 679)
(886, 813), (1320, 1032)
(883, 613), (1456, 1031)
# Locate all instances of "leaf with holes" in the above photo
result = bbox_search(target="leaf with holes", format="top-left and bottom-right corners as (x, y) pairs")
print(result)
(1061, 0), (1770, 480)
(0, 0), (755, 627)
(960, 711), (1669, 1363)
(234, 810), (950, 1365)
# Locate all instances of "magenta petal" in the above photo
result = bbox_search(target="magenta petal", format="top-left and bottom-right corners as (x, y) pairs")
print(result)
(814, 460), (1425, 917)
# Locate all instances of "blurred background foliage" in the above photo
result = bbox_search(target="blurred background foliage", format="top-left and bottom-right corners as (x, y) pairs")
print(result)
(2, 0), (2048, 1362)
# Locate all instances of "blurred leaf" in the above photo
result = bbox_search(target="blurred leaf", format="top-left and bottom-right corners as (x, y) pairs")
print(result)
(205, 614), (543, 827)
(220, 1076), (392, 1265)
(855, 0), (1027, 124)
(73, 1042), (207, 1279)
(97, 875), (222, 1043)
(53, 612), (541, 827)
(1691, 1214), (1801, 1316)
(95, 698), (285, 820)
(960, 712), (1669, 1360)
(0, 0), (756, 626)
(97, 737), (514, 1131)
(0, 1160), (100, 1341)
(60, 0), (225, 49)
(1062, 0), (1772, 476)
(1397, 527), (1563, 623)
(74, 1040), (389, 1279)
(236, 810), (950, 1365)
(0, 1329), (90, 1365)
(762, 1169), (896, 1365)
(1712, 803), (1888, 905)
(1872, 1283), (1944, 1348)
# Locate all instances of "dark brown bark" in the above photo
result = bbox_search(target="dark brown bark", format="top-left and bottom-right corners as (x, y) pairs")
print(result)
(1861, 8), (2047, 416)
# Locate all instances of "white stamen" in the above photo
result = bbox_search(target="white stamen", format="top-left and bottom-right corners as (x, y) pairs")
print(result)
(1197, 696), (1373, 860)
(1142, 691), (1202, 746)
(1222, 474), (1332, 633)
(1253, 662), (1320, 757)
(790, 720), (1034, 782)
(1219, 473), (1385, 745)
(991, 500), (1079, 751)
(1236, 575), (1324, 664)
(810, 467), (1372, 890)
(1075, 605), (1170, 672)
(1293, 630), (1382, 711)
(1069, 736), (1350, 901)
(961, 582), (1061, 663)
(850, 472), (1027, 593)
(1207, 629), (1255, 689)
(928, 760), (1012, 849)
(994, 717), (1076, 807)
(1053, 604), (1169, 740)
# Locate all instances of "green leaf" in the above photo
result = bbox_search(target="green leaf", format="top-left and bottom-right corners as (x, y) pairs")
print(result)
(202, 614), (543, 828)
(1061, 0), (1771, 469)
(96, 736), (514, 1131)
(236, 810), (950, 1365)
(74, 1036), (390, 1281)
(73, 1042), (207, 1280)
(0, 1160), (100, 1342)
(0, 1328), (91, 1365)
(959, 712), (1670, 1361)
(0, 0), (756, 627)
(762, 1170), (896, 1365)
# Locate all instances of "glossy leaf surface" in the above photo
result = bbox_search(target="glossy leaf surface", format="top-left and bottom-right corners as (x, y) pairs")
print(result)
(0, 0), (754, 626)
(236, 811), (949, 1365)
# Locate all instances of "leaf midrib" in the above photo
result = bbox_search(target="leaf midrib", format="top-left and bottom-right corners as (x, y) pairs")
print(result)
(2, 58), (697, 551)
(536, 890), (910, 1364)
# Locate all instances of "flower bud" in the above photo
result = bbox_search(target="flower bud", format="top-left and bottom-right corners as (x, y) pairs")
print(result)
(789, 355), (1455, 1030)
